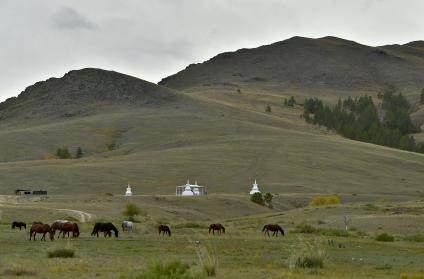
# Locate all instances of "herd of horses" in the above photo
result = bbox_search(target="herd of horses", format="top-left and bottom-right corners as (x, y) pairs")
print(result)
(12, 221), (285, 241)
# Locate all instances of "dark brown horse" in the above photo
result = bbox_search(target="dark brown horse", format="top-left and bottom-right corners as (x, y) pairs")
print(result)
(262, 224), (285, 237)
(51, 221), (69, 238)
(12, 221), (26, 230)
(29, 223), (54, 241)
(209, 224), (225, 235)
(158, 224), (171, 237)
(91, 222), (119, 238)
(57, 223), (80, 238)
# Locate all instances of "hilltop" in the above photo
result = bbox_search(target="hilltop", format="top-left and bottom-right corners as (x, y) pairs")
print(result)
(0, 68), (180, 126)
(159, 36), (424, 95)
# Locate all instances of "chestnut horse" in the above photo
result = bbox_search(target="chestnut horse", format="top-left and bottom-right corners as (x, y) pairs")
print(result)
(12, 221), (26, 230)
(29, 223), (54, 241)
(58, 223), (80, 238)
(51, 221), (70, 238)
(209, 224), (225, 235)
(262, 224), (285, 237)
(158, 224), (171, 237)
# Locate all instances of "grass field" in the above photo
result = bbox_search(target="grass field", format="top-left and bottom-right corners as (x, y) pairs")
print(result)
(1, 194), (424, 278)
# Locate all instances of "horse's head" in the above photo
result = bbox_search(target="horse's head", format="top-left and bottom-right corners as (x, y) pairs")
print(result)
(221, 225), (226, 233)
(23, 223), (27, 229)
(262, 225), (268, 232)
(114, 230), (119, 238)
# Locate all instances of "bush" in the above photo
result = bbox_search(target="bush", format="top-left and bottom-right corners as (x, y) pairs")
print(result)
(263, 192), (273, 208)
(75, 147), (83, 158)
(55, 147), (71, 159)
(250, 192), (265, 206)
(309, 195), (340, 207)
(47, 248), (75, 258)
(127, 260), (197, 279)
(265, 105), (272, 113)
(375, 233), (395, 242)
(123, 203), (143, 222)
(295, 256), (324, 269)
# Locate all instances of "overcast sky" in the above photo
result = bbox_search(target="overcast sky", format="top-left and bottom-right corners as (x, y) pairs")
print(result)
(0, 0), (423, 102)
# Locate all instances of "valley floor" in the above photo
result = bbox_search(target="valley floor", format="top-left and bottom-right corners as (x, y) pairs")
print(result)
(1, 194), (424, 278)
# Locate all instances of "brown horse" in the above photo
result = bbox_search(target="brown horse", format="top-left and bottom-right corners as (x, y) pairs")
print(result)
(262, 224), (285, 237)
(209, 224), (225, 235)
(30, 223), (54, 241)
(59, 223), (80, 238)
(158, 224), (171, 237)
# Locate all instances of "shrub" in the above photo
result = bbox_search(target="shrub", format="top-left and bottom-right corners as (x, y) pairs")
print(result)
(47, 248), (75, 258)
(127, 260), (196, 279)
(295, 256), (324, 269)
(75, 147), (83, 158)
(55, 147), (71, 159)
(263, 192), (273, 208)
(123, 203), (143, 222)
(295, 224), (317, 234)
(375, 233), (394, 242)
(265, 105), (272, 113)
(294, 224), (348, 237)
(309, 195), (340, 207)
(3, 267), (37, 277)
(250, 192), (265, 206)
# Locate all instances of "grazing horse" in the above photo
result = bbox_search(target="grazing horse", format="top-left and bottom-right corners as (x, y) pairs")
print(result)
(59, 223), (80, 238)
(262, 224), (285, 237)
(158, 224), (171, 237)
(51, 221), (71, 238)
(29, 223), (54, 241)
(11, 221), (26, 230)
(91, 222), (119, 238)
(122, 221), (134, 232)
(209, 224), (225, 235)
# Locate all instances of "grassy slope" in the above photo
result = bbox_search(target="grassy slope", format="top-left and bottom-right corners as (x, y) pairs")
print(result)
(0, 86), (423, 196)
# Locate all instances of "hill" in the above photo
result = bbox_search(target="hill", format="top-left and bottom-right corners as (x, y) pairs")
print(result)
(0, 68), (180, 126)
(159, 36), (424, 96)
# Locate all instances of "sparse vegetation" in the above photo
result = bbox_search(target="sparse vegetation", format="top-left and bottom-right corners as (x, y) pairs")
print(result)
(289, 240), (325, 269)
(309, 195), (340, 207)
(3, 267), (37, 277)
(263, 192), (273, 208)
(403, 234), (424, 242)
(47, 248), (75, 258)
(126, 260), (196, 279)
(75, 147), (83, 158)
(265, 105), (271, 113)
(196, 246), (218, 277)
(375, 233), (395, 242)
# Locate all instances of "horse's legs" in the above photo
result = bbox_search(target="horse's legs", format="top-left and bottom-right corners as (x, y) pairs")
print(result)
(29, 231), (33, 241)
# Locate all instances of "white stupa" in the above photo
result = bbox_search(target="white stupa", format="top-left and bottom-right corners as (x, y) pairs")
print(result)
(182, 179), (195, 196)
(249, 180), (261, 195)
(192, 181), (200, 195)
(125, 184), (133, 196)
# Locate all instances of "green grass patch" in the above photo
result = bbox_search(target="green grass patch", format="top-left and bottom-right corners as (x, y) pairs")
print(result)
(3, 267), (37, 277)
(47, 248), (75, 258)
(125, 260), (198, 279)
(375, 233), (395, 242)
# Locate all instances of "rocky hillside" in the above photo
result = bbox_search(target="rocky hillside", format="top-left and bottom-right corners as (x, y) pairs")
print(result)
(0, 68), (180, 124)
(159, 36), (424, 94)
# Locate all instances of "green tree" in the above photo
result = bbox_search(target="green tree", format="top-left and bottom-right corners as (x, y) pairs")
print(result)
(264, 192), (273, 208)
(122, 203), (142, 222)
(75, 147), (83, 159)
(250, 192), (265, 206)
(55, 147), (71, 159)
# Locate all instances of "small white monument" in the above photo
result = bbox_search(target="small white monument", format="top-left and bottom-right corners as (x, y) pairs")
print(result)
(182, 180), (195, 196)
(176, 179), (206, 196)
(125, 184), (133, 196)
(249, 180), (261, 195)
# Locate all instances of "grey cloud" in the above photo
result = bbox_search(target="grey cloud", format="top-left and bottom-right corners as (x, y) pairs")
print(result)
(52, 6), (94, 30)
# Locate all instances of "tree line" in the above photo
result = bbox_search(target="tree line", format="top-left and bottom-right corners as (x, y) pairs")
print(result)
(303, 89), (424, 154)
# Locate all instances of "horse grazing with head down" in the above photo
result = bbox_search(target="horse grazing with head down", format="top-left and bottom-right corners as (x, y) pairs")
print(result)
(30, 223), (54, 241)
(209, 224), (225, 235)
(91, 222), (119, 238)
(59, 223), (80, 238)
(158, 224), (171, 237)
(122, 221), (134, 232)
(262, 224), (285, 237)
(12, 221), (26, 230)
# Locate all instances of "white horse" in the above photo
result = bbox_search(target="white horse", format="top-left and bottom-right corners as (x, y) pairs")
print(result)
(122, 221), (134, 232)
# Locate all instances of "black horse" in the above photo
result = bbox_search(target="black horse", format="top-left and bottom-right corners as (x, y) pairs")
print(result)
(12, 221), (26, 230)
(91, 222), (119, 238)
